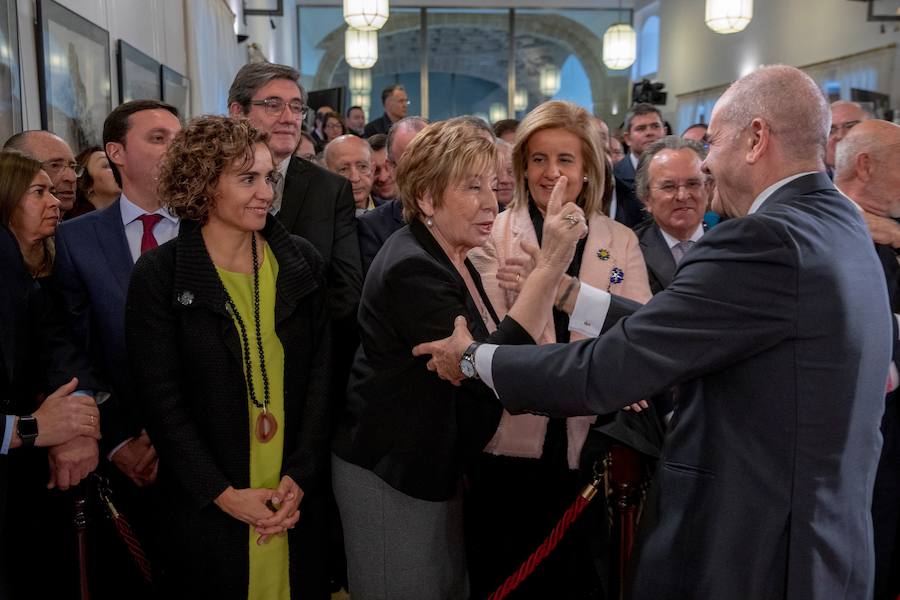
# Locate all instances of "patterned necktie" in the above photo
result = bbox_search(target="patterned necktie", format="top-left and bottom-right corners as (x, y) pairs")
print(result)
(137, 214), (164, 255)
(672, 240), (695, 265)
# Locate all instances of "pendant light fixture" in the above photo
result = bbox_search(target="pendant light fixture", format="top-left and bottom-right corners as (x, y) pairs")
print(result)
(539, 65), (560, 97)
(705, 0), (753, 34)
(602, 0), (636, 71)
(349, 68), (372, 94)
(343, 0), (389, 31)
(345, 28), (378, 69)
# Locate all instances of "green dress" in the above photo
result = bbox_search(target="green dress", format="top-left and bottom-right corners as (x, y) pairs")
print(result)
(217, 242), (290, 600)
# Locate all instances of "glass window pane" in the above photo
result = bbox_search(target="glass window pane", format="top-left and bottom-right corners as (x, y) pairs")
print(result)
(297, 7), (421, 124)
(514, 9), (631, 127)
(426, 8), (509, 123)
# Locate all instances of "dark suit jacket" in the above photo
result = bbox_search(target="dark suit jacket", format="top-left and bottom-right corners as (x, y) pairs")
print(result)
(362, 113), (393, 138)
(357, 198), (404, 274)
(278, 156), (362, 326)
(333, 219), (533, 501)
(493, 173), (891, 600)
(613, 157), (648, 228)
(125, 216), (332, 599)
(53, 199), (140, 450)
(633, 220), (707, 295)
(0, 225), (102, 534)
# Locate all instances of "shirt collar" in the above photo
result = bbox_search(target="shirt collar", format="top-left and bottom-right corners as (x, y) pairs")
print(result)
(119, 192), (178, 226)
(629, 152), (639, 171)
(659, 223), (705, 249)
(747, 172), (819, 215)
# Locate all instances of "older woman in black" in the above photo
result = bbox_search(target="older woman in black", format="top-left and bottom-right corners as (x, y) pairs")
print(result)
(332, 117), (588, 598)
(125, 117), (331, 599)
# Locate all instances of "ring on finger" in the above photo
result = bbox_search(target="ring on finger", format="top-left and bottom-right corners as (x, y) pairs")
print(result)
(515, 272), (520, 283)
(89, 415), (95, 426)
(564, 213), (580, 226)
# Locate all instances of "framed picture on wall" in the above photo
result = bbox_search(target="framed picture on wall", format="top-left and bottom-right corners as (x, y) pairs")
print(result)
(118, 40), (161, 104)
(36, 0), (111, 152)
(868, 1), (900, 21)
(0, 0), (22, 143)
(161, 65), (190, 120)
(244, 0), (284, 17)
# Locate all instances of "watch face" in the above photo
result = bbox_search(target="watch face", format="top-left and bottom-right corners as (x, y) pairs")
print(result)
(18, 416), (38, 438)
(460, 357), (476, 378)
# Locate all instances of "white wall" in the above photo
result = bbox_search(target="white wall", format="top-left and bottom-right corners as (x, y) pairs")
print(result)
(655, 0), (900, 120)
(17, 0), (189, 130)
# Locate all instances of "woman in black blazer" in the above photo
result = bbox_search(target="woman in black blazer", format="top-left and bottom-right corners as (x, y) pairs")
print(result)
(125, 117), (331, 599)
(332, 117), (588, 599)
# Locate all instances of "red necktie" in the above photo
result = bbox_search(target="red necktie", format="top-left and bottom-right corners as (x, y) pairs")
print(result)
(137, 214), (164, 254)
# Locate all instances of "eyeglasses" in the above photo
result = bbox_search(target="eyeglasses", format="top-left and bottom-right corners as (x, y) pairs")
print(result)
(335, 162), (372, 178)
(829, 120), (861, 136)
(249, 97), (308, 118)
(652, 179), (704, 197)
(42, 159), (84, 178)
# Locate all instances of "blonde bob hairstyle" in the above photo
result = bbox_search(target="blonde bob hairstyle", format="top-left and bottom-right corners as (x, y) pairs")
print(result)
(510, 100), (606, 218)
(158, 116), (271, 223)
(395, 117), (500, 224)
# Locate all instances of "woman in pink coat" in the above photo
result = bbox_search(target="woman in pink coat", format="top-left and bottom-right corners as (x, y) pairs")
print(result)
(467, 100), (652, 598)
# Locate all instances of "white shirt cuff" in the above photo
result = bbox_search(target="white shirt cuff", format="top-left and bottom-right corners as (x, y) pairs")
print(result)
(1, 415), (14, 454)
(475, 343), (499, 393)
(568, 283), (611, 338)
(895, 314), (900, 340)
(107, 438), (134, 461)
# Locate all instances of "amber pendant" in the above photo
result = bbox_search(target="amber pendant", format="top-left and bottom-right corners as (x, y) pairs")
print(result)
(255, 411), (278, 443)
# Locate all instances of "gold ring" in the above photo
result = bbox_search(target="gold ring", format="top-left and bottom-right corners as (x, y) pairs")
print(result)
(516, 273), (521, 283)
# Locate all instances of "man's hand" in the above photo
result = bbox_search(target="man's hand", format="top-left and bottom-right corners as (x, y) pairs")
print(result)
(31, 377), (101, 447)
(863, 212), (900, 248)
(255, 476), (304, 544)
(412, 315), (474, 385)
(48, 435), (99, 490)
(110, 430), (158, 487)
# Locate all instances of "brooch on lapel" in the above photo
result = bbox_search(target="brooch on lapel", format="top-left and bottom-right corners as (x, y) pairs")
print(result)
(596, 248), (610, 261)
(177, 291), (194, 306)
(609, 267), (625, 285)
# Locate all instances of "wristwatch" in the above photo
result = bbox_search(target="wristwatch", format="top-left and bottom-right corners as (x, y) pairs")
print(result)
(459, 342), (482, 380)
(17, 415), (38, 447)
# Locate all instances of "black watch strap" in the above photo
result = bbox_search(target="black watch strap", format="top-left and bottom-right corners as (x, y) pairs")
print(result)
(17, 415), (38, 447)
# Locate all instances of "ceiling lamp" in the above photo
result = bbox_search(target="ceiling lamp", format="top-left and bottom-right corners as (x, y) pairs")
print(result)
(602, 23), (636, 70)
(348, 68), (372, 94)
(539, 65), (560, 97)
(351, 92), (371, 117)
(343, 0), (389, 31)
(345, 28), (378, 69)
(489, 102), (508, 124)
(514, 89), (528, 112)
(705, 0), (753, 34)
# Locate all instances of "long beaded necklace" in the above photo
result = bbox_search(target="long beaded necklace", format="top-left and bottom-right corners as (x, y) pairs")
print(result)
(223, 233), (277, 443)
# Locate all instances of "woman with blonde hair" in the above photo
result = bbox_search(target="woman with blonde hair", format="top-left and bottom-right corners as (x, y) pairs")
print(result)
(332, 116), (587, 599)
(467, 100), (652, 597)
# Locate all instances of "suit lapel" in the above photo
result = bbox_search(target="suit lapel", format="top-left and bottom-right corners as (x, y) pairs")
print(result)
(95, 200), (135, 295)
(277, 157), (311, 233)
(641, 224), (676, 289)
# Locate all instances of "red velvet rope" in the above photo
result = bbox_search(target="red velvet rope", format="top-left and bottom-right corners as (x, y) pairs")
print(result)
(487, 494), (592, 600)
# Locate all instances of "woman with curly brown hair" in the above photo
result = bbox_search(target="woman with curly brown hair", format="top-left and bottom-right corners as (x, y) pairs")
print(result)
(124, 115), (332, 599)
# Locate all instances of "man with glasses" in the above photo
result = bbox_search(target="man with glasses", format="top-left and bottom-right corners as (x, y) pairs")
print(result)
(825, 100), (872, 174)
(228, 62), (360, 597)
(633, 136), (708, 295)
(325, 135), (377, 216)
(612, 103), (666, 228)
(3, 131), (81, 215)
(363, 84), (409, 138)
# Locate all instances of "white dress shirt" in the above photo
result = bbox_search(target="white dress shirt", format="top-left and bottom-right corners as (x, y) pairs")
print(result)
(120, 193), (179, 262)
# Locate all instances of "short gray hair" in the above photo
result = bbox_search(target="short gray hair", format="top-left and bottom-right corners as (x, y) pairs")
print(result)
(386, 116), (428, 162)
(717, 64), (829, 163)
(635, 135), (707, 201)
(228, 63), (305, 113)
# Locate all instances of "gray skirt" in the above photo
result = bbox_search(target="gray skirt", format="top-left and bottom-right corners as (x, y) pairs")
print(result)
(332, 453), (469, 600)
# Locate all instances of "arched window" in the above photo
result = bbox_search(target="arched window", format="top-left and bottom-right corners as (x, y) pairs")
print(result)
(637, 15), (659, 79)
